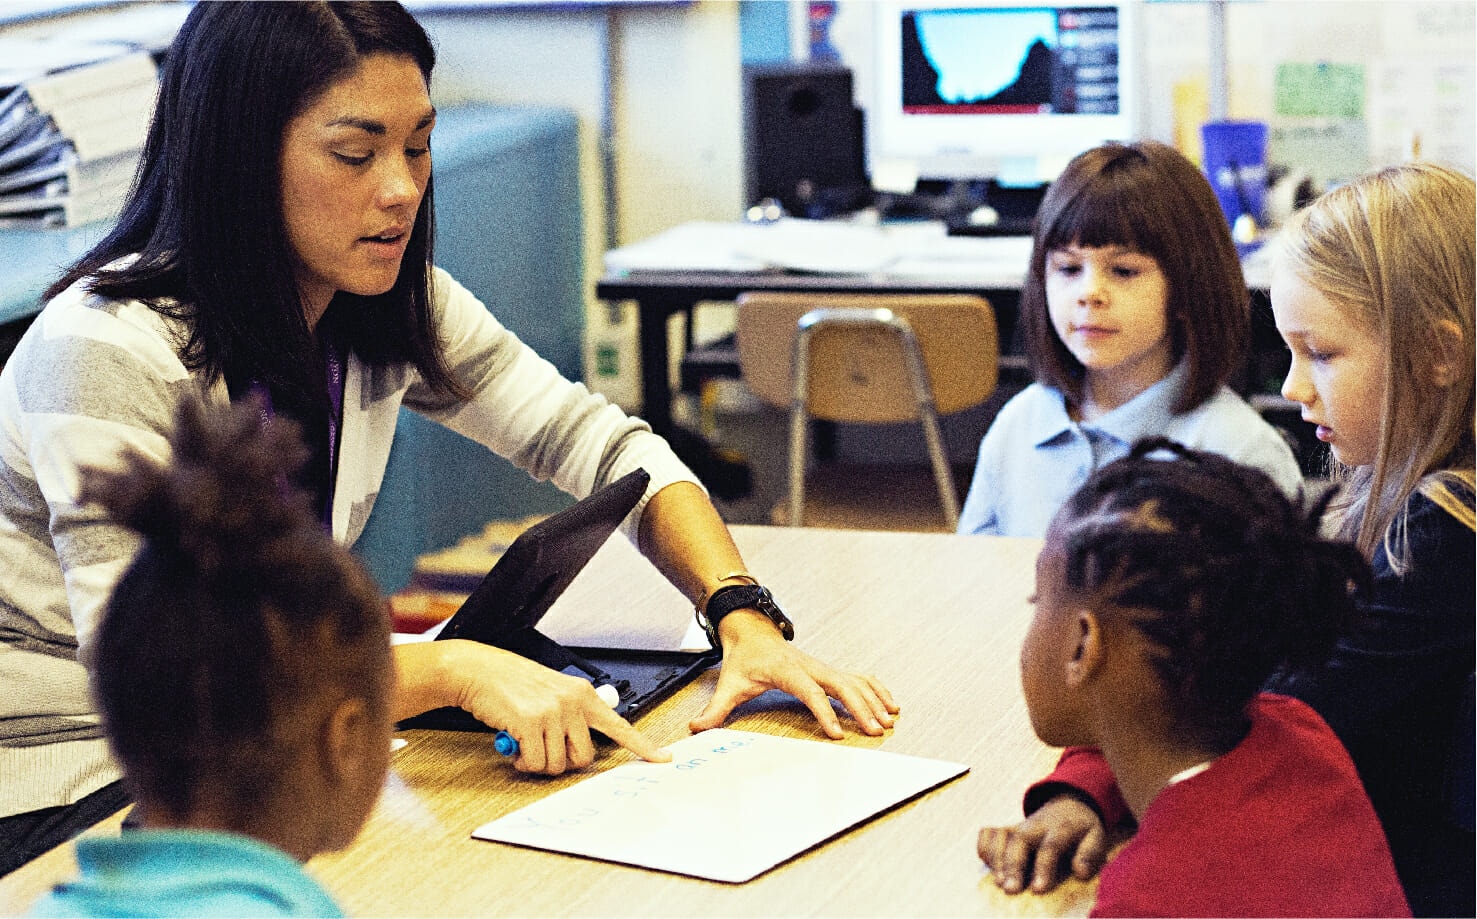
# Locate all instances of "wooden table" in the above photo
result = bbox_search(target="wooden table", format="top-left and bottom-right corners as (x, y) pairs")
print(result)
(0, 526), (1095, 917)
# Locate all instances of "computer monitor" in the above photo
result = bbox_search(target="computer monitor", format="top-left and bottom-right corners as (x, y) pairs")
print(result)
(867, 0), (1143, 188)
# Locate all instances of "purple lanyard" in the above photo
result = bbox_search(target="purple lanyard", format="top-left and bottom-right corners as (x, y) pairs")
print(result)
(248, 335), (346, 531)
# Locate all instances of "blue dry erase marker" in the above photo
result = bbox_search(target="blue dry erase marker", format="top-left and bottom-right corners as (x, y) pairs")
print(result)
(494, 730), (519, 757)
(492, 684), (619, 758)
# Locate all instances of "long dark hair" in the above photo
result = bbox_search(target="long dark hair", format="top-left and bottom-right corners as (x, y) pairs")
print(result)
(46, 1), (464, 415)
(1054, 438), (1368, 751)
(1021, 141), (1249, 414)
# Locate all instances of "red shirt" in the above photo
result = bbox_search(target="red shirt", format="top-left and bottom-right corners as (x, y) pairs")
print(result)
(1039, 695), (1410, 918)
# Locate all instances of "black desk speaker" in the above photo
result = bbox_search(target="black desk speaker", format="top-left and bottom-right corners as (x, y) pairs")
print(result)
(743, 63), (869, 219)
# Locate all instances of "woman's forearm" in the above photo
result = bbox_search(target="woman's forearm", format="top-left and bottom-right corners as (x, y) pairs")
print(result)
(637, 480), (751, 606)
(390, 639), (459, 722)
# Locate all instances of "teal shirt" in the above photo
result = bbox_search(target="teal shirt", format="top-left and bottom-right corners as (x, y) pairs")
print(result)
(29, 830), (344, 918)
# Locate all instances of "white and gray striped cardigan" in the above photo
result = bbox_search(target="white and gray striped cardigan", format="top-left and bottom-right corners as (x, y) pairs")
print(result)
(0, 266), (698, 819)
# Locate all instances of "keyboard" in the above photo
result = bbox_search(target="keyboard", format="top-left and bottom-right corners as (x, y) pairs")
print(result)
(944, 215), (1037, 237)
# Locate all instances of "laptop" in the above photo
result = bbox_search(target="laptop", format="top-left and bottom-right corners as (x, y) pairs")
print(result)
(397, 467), (720, 732)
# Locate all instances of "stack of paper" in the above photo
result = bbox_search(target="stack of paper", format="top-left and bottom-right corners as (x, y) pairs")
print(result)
(603, 219), (900, 275)
(0, 51), (158, 228)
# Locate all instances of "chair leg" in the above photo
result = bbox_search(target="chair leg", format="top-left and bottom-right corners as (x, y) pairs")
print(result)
(787, 323), (815, 528)
(787, 402), (808, 527)
(919, 403), (960, 531)
(897, 323), (961, 531)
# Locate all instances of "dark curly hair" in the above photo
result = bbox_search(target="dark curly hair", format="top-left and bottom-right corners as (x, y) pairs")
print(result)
(1053, 437), (1369, 751)
(81, 397), (391, 821)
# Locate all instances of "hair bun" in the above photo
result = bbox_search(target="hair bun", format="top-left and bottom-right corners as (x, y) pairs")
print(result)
(83, 395), (315, 580)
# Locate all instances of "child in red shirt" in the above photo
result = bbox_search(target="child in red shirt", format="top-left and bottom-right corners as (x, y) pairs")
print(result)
(985, 438), (1409, 917)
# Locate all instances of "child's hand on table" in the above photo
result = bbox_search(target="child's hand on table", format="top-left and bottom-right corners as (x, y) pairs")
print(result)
(978, 794), (1107, 894)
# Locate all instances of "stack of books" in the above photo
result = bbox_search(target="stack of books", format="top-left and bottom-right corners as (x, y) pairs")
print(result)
(0, 51), (158, 228)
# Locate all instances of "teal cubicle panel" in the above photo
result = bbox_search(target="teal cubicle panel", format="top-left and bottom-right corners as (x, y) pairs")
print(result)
(352, 103), (585, 593)
(0, 222), (110, 333)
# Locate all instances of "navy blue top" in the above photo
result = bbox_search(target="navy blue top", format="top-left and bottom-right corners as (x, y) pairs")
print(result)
(1269, 483), (1476, 917)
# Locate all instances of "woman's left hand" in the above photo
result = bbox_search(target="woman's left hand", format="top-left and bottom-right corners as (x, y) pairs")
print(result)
(632, 481), (897, 738)
(686, 609), (898, 737)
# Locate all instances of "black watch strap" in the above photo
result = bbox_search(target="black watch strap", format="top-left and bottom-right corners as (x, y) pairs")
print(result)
(697, 584), (794, 653)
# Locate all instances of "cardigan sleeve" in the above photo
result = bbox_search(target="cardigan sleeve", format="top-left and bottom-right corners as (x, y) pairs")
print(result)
(402, 268), (700, 537)
(0, 289), (204, 664)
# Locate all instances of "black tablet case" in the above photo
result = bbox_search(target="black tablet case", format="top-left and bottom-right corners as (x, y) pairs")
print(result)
(397, 468), (720, 732)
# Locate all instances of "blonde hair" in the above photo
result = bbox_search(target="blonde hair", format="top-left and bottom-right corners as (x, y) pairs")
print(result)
(1277, 162), (1475, 570)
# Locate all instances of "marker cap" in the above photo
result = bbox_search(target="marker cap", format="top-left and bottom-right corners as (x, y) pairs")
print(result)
(493, 731), (519, 757)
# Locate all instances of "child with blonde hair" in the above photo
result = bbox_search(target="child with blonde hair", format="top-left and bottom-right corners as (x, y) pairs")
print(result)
(31, 399), (392, 917)
(979, 162), (1475, 917)
(958, 140), (1302, 536)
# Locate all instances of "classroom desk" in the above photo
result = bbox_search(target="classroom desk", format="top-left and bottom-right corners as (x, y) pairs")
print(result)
(0, 526), (1095, 918)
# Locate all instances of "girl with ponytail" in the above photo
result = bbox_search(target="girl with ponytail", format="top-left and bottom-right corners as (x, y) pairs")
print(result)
(33, 398), (390, 916)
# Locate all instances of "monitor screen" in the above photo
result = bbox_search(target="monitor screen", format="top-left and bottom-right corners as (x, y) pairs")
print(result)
(868, 1), (1141, 187)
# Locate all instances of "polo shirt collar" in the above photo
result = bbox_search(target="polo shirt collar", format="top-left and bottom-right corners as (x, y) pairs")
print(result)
(1025, 361), (1190, 448)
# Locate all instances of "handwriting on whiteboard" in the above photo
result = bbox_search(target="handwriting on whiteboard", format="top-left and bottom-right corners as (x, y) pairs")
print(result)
(472, 729), (968, 883)
(501, 735), (760, 830)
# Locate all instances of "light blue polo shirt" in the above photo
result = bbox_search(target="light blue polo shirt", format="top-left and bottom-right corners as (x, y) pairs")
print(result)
(957, 361), (1304, 537)
(30, 830), (344, 918)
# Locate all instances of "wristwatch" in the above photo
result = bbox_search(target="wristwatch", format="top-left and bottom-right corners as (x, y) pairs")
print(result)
(697, 584), (794, 654)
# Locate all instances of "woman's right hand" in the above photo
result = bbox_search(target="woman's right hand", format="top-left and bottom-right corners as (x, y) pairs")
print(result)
(977, 794), (1107, 894)
(393, 639), (671, 775)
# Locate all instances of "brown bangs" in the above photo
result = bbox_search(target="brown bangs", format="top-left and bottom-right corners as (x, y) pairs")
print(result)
(1039, 149), (1173, 264)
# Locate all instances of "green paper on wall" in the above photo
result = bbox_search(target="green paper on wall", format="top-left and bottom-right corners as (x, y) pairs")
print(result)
(1275, 62), (1364, 119)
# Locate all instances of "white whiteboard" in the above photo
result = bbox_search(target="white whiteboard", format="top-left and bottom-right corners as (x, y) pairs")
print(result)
(472, 729), (969, 883)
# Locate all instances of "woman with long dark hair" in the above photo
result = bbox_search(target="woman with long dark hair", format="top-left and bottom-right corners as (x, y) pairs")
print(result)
(0, 1), (896, 877)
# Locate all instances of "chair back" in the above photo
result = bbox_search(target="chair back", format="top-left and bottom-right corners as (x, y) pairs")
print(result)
(736, 292), (998, 424)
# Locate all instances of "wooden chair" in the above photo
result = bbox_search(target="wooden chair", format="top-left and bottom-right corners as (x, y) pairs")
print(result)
(735, 292), (998, 532)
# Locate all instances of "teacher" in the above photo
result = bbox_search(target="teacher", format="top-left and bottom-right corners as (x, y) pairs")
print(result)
(0, 0), (896, 876)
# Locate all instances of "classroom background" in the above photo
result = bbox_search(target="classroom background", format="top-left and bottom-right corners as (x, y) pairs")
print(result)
(1, 0), (1473, 586)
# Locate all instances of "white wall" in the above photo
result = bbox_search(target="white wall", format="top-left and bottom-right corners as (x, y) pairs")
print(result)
(609, 3), (744, 244)
(423, 3), (747, 244)
(419, 1), (743, 408)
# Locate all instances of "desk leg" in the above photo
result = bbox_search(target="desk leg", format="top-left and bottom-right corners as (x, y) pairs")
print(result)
(633, 295), (753, 501)
(635, 295), (687, 437)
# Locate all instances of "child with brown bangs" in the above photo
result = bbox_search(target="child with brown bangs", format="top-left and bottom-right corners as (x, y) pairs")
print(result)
(958, 140), (1302, 537)
(986, 438), (1408, 917)
(31, 399), (391, 917)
